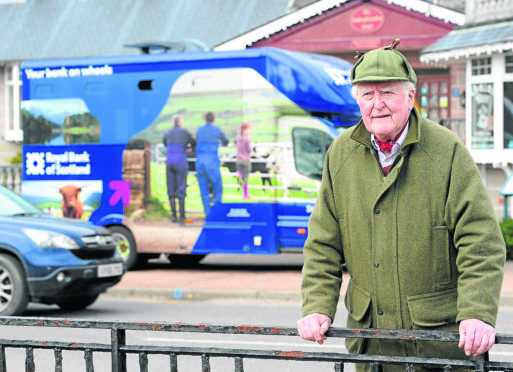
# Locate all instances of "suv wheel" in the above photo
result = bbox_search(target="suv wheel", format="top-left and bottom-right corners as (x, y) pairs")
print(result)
(108, 226), (138, 270)
(0, 254), (29, 316)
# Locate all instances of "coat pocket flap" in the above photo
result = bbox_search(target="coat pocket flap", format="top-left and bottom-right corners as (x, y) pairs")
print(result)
(407, 288), (458, 327)
(345, 283), (371, 321)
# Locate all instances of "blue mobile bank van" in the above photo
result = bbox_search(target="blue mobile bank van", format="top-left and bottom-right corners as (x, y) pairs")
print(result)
(20, 47), (360, 269)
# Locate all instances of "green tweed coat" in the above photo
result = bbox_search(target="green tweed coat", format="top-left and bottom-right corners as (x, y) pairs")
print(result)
(301, 108), (506, 362)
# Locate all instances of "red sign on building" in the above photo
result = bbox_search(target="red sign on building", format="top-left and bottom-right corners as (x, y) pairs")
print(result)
(351, 6), (384, 33)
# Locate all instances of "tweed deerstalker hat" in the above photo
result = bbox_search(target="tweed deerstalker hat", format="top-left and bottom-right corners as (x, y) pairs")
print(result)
(350, 39), (417, 84)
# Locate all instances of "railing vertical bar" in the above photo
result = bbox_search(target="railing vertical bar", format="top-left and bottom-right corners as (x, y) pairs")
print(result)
(370, 362), (381, 372)
(483, 351), (490, 372)
(111, 328), (127, 372)
(405, 363), (414, 372)
(84, 349), (94, 372)
(201, 354), (210, 372)
(169, 353), (178, 372)
(334, 361), (344, 372)
(443, 365), (453, 372)
(474, 354), (486, 372)
(25, 347), (35, 372)
(0, 345), (6, 372)
(139, 352), (148, 372)
(54, 348), (62, 372)
(234, 356), (243, 372)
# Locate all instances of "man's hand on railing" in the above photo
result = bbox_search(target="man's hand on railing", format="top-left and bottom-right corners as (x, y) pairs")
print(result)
(297, 313), (332, 345)
(459, 318), (496, 357)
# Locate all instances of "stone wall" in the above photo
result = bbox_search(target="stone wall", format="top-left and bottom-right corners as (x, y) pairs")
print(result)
(122, 146), (151, 211)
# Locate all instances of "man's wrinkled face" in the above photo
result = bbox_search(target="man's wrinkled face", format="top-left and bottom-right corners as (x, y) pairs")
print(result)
(356, 81), (415, 141)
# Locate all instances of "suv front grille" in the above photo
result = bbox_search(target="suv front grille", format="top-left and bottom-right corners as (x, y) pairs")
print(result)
(82, 235), (114, 247)
(71, 234), (116, 260)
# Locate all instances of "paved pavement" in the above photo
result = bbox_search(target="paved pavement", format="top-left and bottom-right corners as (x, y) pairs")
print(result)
(105, 255), (513, 306)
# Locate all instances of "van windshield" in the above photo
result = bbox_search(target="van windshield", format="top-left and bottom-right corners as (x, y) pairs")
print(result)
(292, 128), (334, 181)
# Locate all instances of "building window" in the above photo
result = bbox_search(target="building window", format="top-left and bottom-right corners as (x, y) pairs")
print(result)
(471, 83), (494, 149)
(4, 64), (22, 142)
(416, 75), (449, 122)
(471, 57), (492, 76)
(506, 55), (513, 73)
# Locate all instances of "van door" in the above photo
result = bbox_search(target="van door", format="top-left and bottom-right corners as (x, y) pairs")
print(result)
(276, 124), (334, 252)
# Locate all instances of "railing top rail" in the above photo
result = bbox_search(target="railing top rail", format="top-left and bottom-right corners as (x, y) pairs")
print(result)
(1, 317), (512, 345)
(2, 317), (513, 370)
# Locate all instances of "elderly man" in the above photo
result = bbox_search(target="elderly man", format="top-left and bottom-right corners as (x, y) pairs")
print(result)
(297, 40), (506, 370)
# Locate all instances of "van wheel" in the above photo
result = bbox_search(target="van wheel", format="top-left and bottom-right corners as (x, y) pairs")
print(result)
(57, 294), (100, 311)
(108, 226), (138, 270)
(0, 254), (29, 316)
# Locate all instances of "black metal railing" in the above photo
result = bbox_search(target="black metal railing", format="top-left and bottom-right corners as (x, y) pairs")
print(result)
(0, 317), (512, 371)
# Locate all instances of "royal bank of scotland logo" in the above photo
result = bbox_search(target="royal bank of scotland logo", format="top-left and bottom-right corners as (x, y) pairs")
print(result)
(25, 152), (46, 175)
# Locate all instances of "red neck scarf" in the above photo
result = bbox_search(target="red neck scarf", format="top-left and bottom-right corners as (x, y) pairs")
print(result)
(375, 123), (408, 152)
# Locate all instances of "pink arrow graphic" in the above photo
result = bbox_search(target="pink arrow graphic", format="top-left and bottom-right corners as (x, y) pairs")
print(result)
(109, 180), (130, 206)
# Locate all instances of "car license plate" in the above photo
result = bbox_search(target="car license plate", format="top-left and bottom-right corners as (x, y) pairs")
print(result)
(98, 263), (123, 278)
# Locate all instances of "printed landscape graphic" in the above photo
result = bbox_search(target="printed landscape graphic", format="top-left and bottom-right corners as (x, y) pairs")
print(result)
(126, 67), (325, 223)
(21, 68), (329, 229)
(21, 99), (100, 145)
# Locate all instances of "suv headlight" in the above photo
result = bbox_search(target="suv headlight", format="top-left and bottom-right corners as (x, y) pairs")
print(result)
(23, 228), (79, 249)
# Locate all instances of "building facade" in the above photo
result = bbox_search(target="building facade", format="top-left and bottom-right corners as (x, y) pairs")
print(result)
(220, 0), (513, 217)
(218, 0), (464, 128)
(421, 0), (513, 217)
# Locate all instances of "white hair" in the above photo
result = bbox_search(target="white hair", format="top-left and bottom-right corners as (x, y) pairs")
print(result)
(351, 81), (416, 98)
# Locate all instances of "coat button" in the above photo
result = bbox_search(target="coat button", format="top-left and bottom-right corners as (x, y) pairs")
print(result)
(378, 310), (384, 315)
(374, 208), (380, 214)
(374, 262), (380, 268)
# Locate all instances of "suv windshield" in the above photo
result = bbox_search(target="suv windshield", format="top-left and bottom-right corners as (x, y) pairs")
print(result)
(0, 186), (42, 216)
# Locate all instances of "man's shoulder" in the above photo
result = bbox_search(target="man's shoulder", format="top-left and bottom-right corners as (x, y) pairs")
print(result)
(410, 117), (475, 170)
(330, 125), (360, 152)
(339, 125), (358, 139)
(419, 117), (464, 149)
